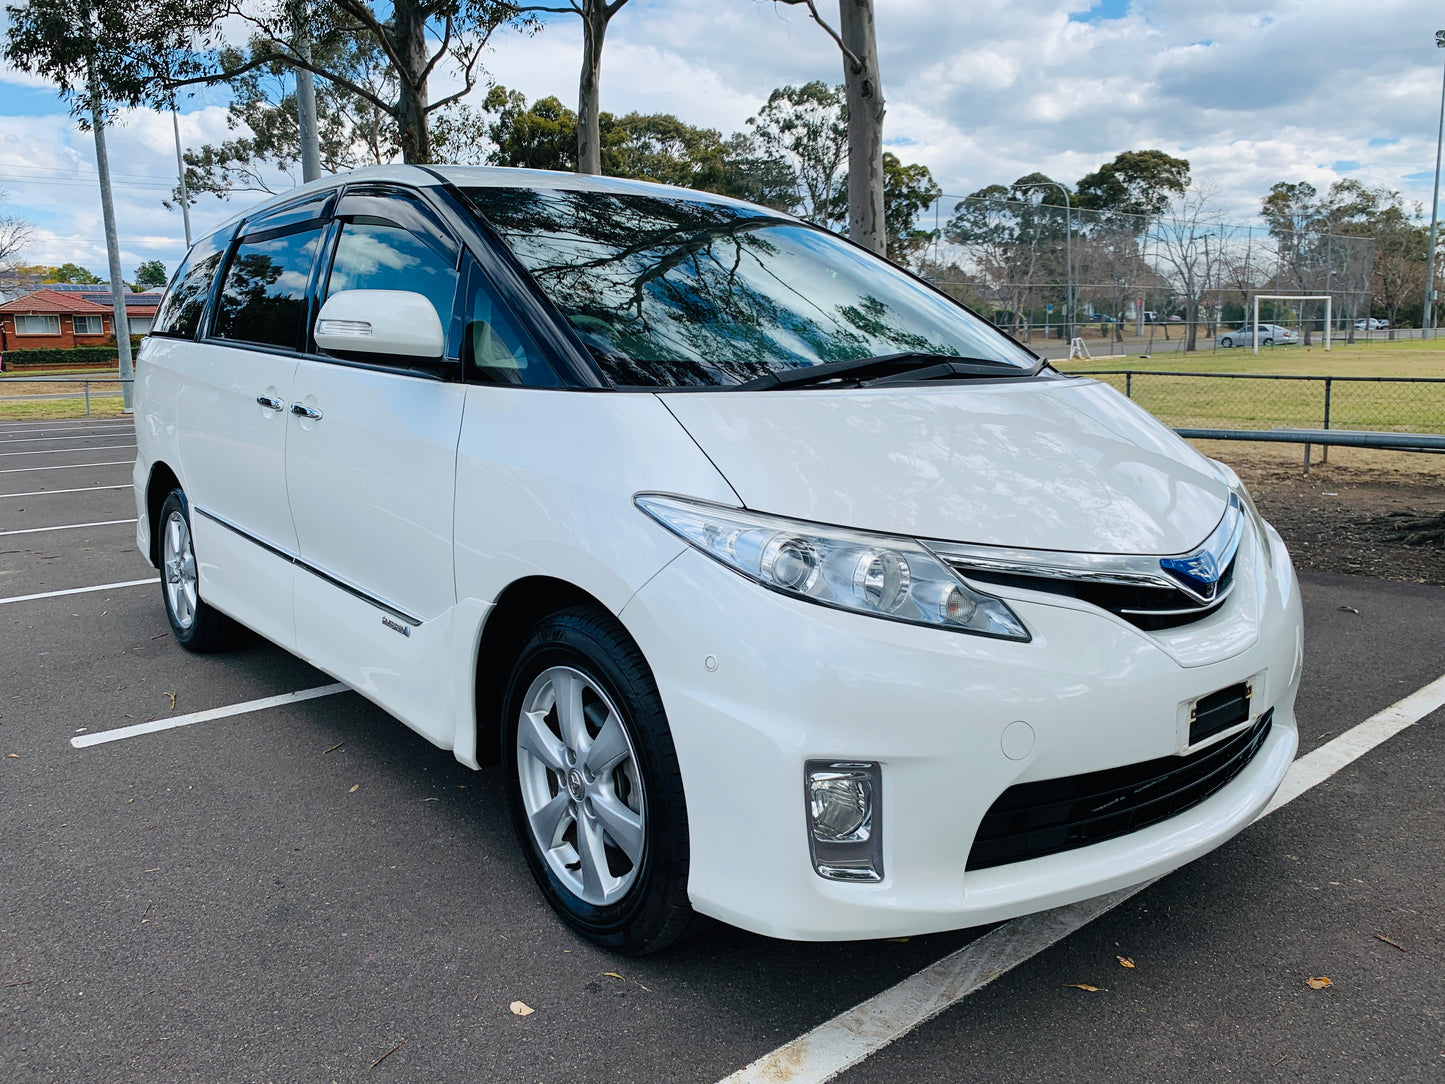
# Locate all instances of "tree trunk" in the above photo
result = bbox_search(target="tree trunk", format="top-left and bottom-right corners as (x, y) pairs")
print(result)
(838, 0), (885, 256)
(577, 0), (609, 174)
(392, 0), (432, 164)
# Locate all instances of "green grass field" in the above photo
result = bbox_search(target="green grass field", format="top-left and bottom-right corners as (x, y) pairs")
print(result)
(1057, 340), (1445, 433)
(0, 398), (125, 420)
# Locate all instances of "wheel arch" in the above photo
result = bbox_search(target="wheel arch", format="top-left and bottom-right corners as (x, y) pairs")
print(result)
(473, 575), (645, 767)
(145, 460), (183, 566)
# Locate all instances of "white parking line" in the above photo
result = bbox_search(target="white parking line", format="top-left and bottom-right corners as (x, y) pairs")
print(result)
(0, 484), (132, 499)
(0, 423), (130, 435)
(0, 578), (156, 605)
(0, 517), (137, 537)
(0, 460), (131, 475)
(0, 430), (134, 444)
(71, 683), (350, 748)
(718, 672), (1445, 1084)
(0, 444), (135, 457)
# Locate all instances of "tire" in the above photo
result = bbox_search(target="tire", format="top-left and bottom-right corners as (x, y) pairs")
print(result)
(1220, 337), (1233, 348)
(1263, 338), (1273, 347)
(502, 605), (705, 954)
(157, 489), (233, 653)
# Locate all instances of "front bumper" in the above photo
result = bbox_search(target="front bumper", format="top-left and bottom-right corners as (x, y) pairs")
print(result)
(619, 521), (1302, 941)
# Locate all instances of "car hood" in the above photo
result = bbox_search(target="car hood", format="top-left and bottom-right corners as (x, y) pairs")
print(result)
(659, 377), (1232, 555)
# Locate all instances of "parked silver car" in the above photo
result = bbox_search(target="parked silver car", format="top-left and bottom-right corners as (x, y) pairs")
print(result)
(1217, 324), (1298, 348)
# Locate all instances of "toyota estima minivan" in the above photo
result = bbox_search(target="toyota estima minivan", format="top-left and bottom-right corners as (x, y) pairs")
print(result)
(134, 165), (1302, 953)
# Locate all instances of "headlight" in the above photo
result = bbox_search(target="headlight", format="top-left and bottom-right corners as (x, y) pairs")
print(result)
(635, 494), (1030, 641)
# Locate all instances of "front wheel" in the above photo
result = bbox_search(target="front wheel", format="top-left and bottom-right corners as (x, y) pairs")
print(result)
(1220, 337), (1233, 348)
(502, 606), (703, 954)
(157, 489), (233, 652)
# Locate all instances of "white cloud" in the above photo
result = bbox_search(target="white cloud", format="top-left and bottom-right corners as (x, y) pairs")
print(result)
(2, 0), (1444, 273)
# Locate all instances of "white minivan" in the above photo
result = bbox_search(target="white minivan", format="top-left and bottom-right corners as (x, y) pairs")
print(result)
(134, 166), (1302, 953)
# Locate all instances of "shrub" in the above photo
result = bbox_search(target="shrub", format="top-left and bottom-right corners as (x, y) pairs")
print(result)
(1, 345), (121, 369)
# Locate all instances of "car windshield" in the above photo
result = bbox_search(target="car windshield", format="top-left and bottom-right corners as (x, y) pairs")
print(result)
(463, 186), (1038, 388)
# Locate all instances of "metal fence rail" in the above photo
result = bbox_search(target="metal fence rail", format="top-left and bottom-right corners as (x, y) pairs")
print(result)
(0, 374), (132, 415)
(1073, 370), (1445, 436)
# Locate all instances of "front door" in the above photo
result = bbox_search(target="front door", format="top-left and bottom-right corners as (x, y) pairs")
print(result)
(286, 188), (467, 742)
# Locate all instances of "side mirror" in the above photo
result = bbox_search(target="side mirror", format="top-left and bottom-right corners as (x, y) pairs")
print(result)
(314, 289), (445, 359)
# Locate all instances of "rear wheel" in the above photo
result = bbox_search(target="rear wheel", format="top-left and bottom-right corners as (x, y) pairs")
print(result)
(502, 606), (704, 954)
(158, 489), (233, 652)
(1263, 337), (1274, 347)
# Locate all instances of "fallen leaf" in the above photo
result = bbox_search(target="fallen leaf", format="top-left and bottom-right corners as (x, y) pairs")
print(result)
(1306, 976), (1332, 989)
(509, 1000), (535, 1016)
(1337, 605), (1359, 614)
(6, 753), (17, 759)
(323, 742), (344, 754)
(602, 971), (624, 981)
(1117, 956), (1135, 968)
(1374, 934), (1406, 952)
(1063, 983), (1103, 992)
(163, 691), (177, 711)
(348, 784), (359, 793)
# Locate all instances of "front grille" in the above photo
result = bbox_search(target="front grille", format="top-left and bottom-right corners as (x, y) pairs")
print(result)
(960, 558), (1236, 631)
(966, 710), (1273, 871)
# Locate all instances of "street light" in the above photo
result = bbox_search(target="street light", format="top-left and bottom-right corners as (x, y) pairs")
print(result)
(1018, 180), (1073, 344)
(1424, 30), (1445, 337)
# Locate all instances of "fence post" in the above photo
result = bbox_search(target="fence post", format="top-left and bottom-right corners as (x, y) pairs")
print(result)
(1321, 377), (1332, 465)
(84, 381), (91, 416)
(1126, 372), (1133, 399)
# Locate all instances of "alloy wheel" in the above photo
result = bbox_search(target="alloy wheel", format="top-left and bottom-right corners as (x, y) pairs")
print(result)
(162, 509), (199, 630)
(516, 665), (647, 906)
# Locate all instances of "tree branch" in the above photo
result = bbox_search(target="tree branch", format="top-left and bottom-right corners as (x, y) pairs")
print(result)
(330, 0), (409, 81)
(775, 0), (862, 70)
(167, 44), (396, 119)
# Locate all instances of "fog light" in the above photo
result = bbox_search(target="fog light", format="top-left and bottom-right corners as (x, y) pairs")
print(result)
(805, 761), (883, 882)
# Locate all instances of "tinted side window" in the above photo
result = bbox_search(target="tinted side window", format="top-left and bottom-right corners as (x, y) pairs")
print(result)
(459, 257), (556, 387)
(153, 231), (229, 339)
(326, 222), (459, 344)
(213, 226), (325, 350)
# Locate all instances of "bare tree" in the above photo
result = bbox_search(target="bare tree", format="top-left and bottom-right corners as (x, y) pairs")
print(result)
(521, 1), (629, 174)
(0, 189), (36, 271)
(778, 0), (885, 256)
(1149, 182), (1220, 352)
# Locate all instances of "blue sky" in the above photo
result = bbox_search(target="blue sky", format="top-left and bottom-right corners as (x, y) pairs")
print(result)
(1, 0), (1443, 279)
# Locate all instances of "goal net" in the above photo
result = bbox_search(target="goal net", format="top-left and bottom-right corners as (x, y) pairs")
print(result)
(1250, 295), (1333, 354)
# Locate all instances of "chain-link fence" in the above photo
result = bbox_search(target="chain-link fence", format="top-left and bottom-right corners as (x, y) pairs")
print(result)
(1074, 371), (1445, 435)
(912, 194), (1385, 356)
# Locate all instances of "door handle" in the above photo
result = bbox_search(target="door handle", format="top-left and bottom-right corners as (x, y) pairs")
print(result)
(256, 394), (284, 411)
(290, 403), (323, 420)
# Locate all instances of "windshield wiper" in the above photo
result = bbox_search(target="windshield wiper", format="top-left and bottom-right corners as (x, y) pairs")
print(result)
(734, 352), (1041, 391)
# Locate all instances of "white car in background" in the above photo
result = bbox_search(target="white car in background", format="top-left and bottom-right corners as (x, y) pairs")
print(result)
(133, 166), (1303, 953)
(1354, 318), (1388, 331)
(1217, 324), (1299, 348)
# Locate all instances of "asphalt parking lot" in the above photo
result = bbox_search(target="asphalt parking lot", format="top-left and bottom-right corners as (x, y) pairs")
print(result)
(2, 415), (1442, 1083)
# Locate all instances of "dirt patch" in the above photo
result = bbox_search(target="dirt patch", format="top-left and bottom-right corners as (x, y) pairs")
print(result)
(1203, 444), (1445, 587)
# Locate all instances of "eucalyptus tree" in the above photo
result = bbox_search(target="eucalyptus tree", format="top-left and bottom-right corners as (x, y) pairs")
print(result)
(777, 0), (885, 255)
(747, 82), (848, 228)
(518, 1), (629, 174)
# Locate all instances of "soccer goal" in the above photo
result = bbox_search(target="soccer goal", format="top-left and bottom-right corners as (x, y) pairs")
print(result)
(1251, 295), (1332, 355)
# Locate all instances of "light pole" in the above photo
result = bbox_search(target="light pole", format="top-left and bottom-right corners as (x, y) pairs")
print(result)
(1019, 180), (1073, 344)
(1425, 30), (1445, 337)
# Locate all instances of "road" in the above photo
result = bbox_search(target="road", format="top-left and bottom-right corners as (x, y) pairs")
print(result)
(1, 417), (1441, 1083)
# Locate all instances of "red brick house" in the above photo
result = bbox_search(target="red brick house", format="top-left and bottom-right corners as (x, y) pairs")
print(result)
(0, 289), (162, 352)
